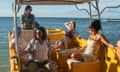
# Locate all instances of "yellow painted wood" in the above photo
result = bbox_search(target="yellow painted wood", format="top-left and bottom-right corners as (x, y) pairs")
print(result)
(8, 28), (65, 72)
(8, 32), (19, 72)
(8, 29), (120, 72)
(105, 48), (120, 72)
(47, 28), (65, 41)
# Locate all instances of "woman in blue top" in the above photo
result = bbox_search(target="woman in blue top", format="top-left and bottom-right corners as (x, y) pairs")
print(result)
(52, 21), (80, 51)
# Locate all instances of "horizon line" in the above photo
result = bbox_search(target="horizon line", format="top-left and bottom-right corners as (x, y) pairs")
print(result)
(0, 16), (120, 19)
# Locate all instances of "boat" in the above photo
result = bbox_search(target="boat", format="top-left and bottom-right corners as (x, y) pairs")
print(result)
(8, 0), (120, 72)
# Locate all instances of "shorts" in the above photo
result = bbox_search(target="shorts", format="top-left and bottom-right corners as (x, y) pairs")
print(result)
(81, 53), (94, 62)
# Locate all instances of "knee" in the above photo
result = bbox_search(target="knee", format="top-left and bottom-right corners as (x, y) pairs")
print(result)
(70, 52), (84, 61)
(70, 53), (76, 58)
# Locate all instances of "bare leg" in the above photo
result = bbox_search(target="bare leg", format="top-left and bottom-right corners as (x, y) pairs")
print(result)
(70, 52), (84, 62)
(52, 40), (64, 51)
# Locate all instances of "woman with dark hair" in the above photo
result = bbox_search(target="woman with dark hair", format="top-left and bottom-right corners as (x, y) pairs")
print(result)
(68, 20), (115, 62)
(34, 27), (47, 41)
(52, 21), (80, 51)
(22, 26), (49, 72)
(21, 5), (35, 29)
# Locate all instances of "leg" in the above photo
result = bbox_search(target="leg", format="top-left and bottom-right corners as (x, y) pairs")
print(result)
(52, 40), (64, 51)
(23, 61), (38, 72)
(36, 68), (49, 72)
(70, 52), (84, 62)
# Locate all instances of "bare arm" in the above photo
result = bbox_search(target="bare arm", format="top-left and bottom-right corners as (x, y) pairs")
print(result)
(32, 15), (35, 27)
(64, 37), (69, 49)
(100, 34), (114, 48)
(79, 46), (86, 52)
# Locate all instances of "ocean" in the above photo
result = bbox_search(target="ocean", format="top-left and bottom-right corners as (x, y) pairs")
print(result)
(0, 17), (120, 72)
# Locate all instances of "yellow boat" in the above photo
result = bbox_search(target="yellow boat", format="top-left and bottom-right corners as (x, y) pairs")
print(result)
(8, 0), (120, 72)
(47, 28), (65, 41)
(8, 28), (65, 72)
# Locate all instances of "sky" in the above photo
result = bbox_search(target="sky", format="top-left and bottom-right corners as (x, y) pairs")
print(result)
(0, 0), (120, 18)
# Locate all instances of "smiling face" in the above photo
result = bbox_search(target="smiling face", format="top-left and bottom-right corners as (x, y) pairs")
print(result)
(89, 27), (96, 35)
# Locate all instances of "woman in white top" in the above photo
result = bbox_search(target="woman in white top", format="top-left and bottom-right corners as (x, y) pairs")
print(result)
(69, 20), (115, 62)
(23, 26), (49, 72)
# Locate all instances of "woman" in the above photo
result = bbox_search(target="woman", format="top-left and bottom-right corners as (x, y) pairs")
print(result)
(69, 20), (115, 62)
(23, 26), (49, 72)
(53, 21), (79, 51)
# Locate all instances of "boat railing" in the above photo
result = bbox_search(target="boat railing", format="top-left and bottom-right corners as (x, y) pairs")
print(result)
(74, 0), (101, 23)
(100, 4), (120, 15)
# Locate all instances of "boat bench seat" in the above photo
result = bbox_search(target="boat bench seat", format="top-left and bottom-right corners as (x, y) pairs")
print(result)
(49, 38), (87, 72)
(19, 30), (34, 45)
(55, 48), (79, 72)
(8, 30), (34, 71)
(50, 38), (104, 72)
(18, 30), (34, 63)
(66, 44), (105, 72)
(67, 59), (101, 72)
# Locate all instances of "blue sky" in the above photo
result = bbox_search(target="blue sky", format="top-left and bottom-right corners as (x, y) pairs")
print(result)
(0, 0), (120, 18)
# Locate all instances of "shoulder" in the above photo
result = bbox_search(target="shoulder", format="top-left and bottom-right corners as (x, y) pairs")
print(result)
(45, 39), (49, 44)
(21, 14), (25, 17)
(97, 33), (103, 37)
(21, 14), (25, 20)
(30, 39), (36, 43)
(65, 31), (73, 36)
(29, 14), (35, 20)
(30, 14), (35, 17)
(97, 33), (105, 40)
(44, 39), (50, 47)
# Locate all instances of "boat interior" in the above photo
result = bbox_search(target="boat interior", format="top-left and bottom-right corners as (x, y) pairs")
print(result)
(8, 0), (120, 72)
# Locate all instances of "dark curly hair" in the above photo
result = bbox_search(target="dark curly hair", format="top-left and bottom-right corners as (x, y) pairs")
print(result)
(89, 20), (101, 32)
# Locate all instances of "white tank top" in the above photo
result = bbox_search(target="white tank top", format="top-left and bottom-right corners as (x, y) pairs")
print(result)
(34, 40), (48, 61)
(84, 38), (96, 55)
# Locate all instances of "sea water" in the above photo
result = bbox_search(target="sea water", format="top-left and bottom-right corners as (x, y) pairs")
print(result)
(0, 17), (120, 72)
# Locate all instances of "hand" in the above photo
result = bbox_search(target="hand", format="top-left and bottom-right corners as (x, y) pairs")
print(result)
(79, 48), (84, 52)
(19, 49), (26, 55)
(23, 22), (28, 28)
